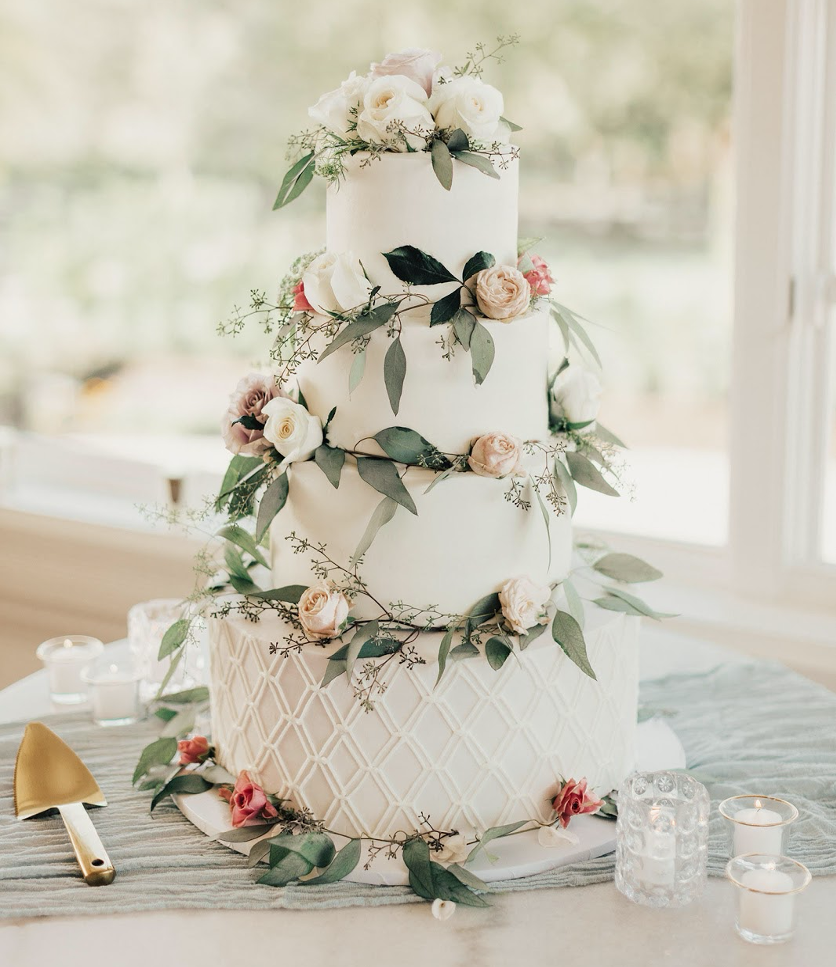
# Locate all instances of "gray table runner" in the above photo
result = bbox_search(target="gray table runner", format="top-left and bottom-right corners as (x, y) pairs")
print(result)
(1, 661), (834, 918)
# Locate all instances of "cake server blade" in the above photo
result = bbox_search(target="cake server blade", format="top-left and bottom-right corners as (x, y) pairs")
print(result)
(14, 721), (116, 885)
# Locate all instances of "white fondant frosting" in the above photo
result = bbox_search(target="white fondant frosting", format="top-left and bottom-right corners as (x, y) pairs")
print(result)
(298, 304), (551, 453)
(208, 606), (640, 838)
(269, 458), (572, 619)
(326, 152), (519, 304)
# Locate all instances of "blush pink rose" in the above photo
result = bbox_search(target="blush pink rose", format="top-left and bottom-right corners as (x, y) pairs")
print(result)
(298, 583), (350, 641)
(551, 778), (603, 828)
(178, 735), (211, 765)
(221, 372), (277, 457)
(467, 432), (526, 479)
(293, 279), (314, 313)
(369, 47), (442, 96)
(219, 770), (279, 828)
(521, 255), (554, 296)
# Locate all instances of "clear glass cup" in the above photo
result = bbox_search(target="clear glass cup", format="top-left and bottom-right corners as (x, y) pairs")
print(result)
(726, 854), (811, 944)
(128, 599), (203, 701)
(81, 656), (142, 726)
(718, 796), (798, 858)
(36, 635), (104, 704)
(615, 770), (710, 907)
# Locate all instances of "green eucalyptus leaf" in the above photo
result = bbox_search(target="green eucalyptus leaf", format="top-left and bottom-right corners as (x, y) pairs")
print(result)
(150, 773), (212, 813)
(596, 587), (677, 621)
(424, 467), (456, 494)
(256, 471), (289, 541)
(258, 851), (313, 886)
(273, 152), (315, 210)
(133, 737), (178, 784)
(429, 863), (490, 907)
(553, 456), (577, 514)
(562, 578), (585, 629)
(302, 838), (362, 885)
(449, 641), (480, 662)
(248, 584), (307, 604)
(592, 553), (663, 584)
(314, 444), (345, 489)
(349, 349), (366, 394)
(445, 863), (489, 892)
(384, 337), (407, 414)
(465, 592), (501, 633)
(431, 138), (454, 191)
(159, 707), (196, 739)
(595, 423), (628, 449)
(217, 524), (269, 567)
(345, 620), (379, 676)
(160, 685), (210, 704)
(217, 454), (264, 510)
(446, 128), (469, 152)
(154, 708), (177, 723)
(532, 478), (553, 569)
(462, 251), (495, 282)
(356, 457), (417, 515)
(501, 116), (523, 133)
(373, 427), (450, 469)
(217, 824), (278, 843)
(321, 656), (348, 687)
(430, 288), (462, 326)
(452, 307), (476, 349)
(228, 573), (260, 595)
(485, 636), (513, 670)
(551, 307), (571, 355)
(466, 821), (527, 864)
(452, 151), (500, 179)
(402, 838), (434, 899)
(269, 833), (336, 870)
(223, 544), (250, 582)
(382, 246), (458, 285)
(435, 628), (455, 686)
(318, 305), (396, 363)
(247, 838), (275, 867)
(517, 236), (544, 257)
(551, 609), (596, 680)
(351, 495), (399, 564)
(519, 622), (548, 650)
(157, 618), (189, 661)
(565, 451), (619, 497)
(470, 320), (495, 385)
(552, 301), (602, 367)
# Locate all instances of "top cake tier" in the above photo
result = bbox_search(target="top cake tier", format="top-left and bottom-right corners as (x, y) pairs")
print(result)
(327, 152), (518, 299)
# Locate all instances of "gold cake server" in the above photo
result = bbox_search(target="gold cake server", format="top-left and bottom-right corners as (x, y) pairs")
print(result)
(14, 721), (116, 886)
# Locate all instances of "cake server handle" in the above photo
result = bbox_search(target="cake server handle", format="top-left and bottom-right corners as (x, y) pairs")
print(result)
(57, 802), (116, 886)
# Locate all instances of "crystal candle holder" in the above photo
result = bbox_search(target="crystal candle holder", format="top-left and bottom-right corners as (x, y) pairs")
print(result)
(36, 636), (104, 705)
(81, 656), (142, 726)
(615, 770), (710, 908)
(128, 599), (200, 700)
(726, 854), (811, 944)
(719, 796), (798, 858)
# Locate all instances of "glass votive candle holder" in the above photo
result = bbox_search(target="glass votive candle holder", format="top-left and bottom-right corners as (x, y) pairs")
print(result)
(726, 854), (811, 944)
(615, 770), (710, 908)
(81, 656), (142, 726)
(718, 796), (798, 858)
(128, 598), (191, 701)
(36, 636), (104, 704)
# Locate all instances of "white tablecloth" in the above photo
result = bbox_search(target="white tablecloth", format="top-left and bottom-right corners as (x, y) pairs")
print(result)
(1, 626), (832, 966)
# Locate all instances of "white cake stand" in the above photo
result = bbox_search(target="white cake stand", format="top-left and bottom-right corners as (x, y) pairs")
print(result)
(173, 717), (685, 886)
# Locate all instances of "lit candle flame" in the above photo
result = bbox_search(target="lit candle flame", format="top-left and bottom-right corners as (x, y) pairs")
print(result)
(754, 799), (762, 810)
(63, 638), (73, 649)
(109, 664), (118, 675)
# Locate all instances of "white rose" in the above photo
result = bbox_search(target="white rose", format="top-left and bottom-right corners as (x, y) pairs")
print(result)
(431, 898), (456, 921)
(537, 825), (580, 849)
(302, 252), (372, 315)
(474, 265), (531, 321)
(468, 432), (526, 479)
(308, 71), (370, 136)
(261, 397), (323, 468)
(369, 48), (442, 96)
(435, 833), (469, 865)
(550, 366), (603, 428)
(356, 75), (434, 151)
(429, 76), (506, 142)
(297, 583), (350, 641)
(499, 576), (552, 636)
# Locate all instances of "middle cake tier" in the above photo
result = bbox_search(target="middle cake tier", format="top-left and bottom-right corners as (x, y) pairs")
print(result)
(270, 458), (572, 619)
(297, 303), (551, 455)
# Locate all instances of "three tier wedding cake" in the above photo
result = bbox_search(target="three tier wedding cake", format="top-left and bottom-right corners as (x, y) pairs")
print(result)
(138, 42), (666, 900)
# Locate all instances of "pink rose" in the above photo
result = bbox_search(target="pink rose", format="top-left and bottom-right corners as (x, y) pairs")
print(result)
(369, 47), (442, 96)
(293, 279), (314, 313)
(178, 735), (211, 765)
(219, 770), (279, 828)
(467, 432), (526, 479)
(221, 372), (277, 457)
(551, 778), (603, 828)
(521, 255), (554, 297)
(298, 583), (350, 640)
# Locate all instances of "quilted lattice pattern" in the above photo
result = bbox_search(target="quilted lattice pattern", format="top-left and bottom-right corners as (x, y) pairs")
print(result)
(209, 612), (639, 837)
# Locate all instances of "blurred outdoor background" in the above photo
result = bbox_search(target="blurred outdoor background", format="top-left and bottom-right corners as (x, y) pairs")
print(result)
(0, 0), (740, 547)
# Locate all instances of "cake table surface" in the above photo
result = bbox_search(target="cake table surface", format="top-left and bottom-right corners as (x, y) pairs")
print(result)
(1, 624), (832, 967)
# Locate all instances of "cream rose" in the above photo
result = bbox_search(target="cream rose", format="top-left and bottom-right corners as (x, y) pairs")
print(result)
(550, 366), (603, 428)
(356, 75), (434, 151)
(499, 576), (552, 636)
(369, 48), (442, 96)
(301, 251), (372, 315)
(429, 76), (506, 142)
(467, 432), (526, 479)
(297, 583), (350, 641)
(435, 833), (469, 865)
(261, 397), (323, 468)
(308, 71), (370, 136)
(474, 265), (531, 321)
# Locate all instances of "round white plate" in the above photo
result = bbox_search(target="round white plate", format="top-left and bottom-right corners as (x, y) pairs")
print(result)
(174, 717), (685, 886)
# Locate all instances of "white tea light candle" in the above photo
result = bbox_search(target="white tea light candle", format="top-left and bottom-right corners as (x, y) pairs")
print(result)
(727, 854), (811, 945)
(36, 636), (104, 704)
(719, 796), (798, 858)
(82, 658), (142, 726)
(636, 806), (676, 887)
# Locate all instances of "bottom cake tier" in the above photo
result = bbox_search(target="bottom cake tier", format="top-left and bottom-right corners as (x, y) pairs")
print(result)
(208, 605), (640, 839)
